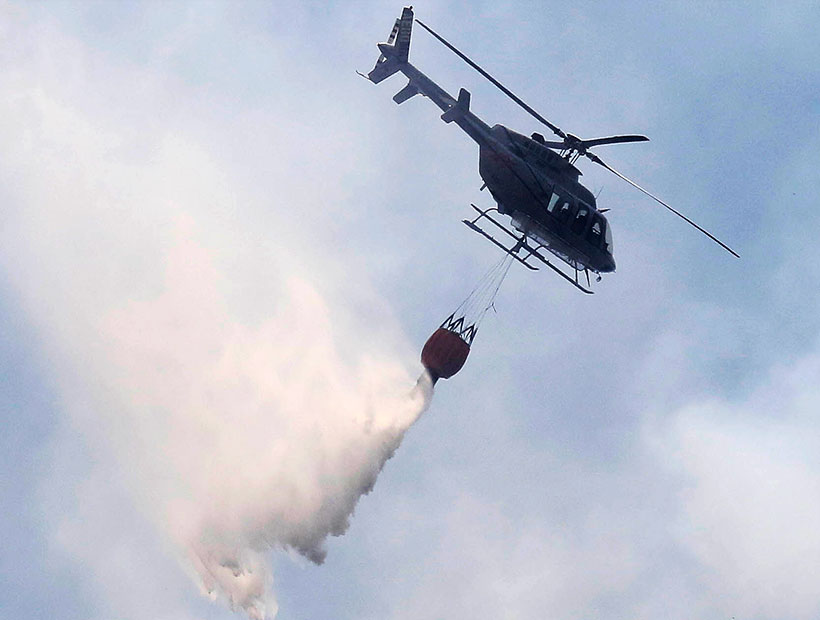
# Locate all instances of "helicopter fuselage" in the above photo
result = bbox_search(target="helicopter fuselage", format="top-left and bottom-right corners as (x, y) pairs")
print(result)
(478, 126), (616, 274)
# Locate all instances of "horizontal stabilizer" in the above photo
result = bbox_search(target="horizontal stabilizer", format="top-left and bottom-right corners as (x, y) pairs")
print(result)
(393, 81), (420, 104)
(441, 88), (471, 123)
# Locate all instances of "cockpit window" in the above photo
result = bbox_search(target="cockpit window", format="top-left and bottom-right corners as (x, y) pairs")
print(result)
(587, 215), (604, 248)
(571, 206), (589, 235)
(556, 200), (572, 223)
(546, 193), (560, 212)
(604, 221), (613, 254)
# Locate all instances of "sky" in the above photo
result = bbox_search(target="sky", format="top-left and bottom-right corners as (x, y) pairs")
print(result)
(1, 1), (820, 619)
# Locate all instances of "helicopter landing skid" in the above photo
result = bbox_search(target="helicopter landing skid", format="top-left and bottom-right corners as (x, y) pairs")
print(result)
(463, 204), (594, 294)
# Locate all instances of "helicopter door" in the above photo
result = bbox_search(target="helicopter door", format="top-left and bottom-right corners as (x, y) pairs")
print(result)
(571, 206), (590, 235)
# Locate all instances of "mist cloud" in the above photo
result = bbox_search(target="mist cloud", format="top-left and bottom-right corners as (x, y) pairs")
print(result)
(0, 10), (431, 618)
(98, 229), (432, 618)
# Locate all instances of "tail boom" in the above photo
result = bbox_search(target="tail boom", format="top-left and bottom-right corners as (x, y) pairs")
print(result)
(362, 7), (492, 146)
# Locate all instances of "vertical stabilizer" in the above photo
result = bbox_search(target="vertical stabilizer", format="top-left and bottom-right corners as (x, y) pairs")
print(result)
(391, 5), (413, 63)
(363, 6), (414, 84)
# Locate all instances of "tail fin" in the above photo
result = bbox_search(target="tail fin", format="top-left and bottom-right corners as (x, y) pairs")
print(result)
(441, 88), (471, 122)
(362, 6), (413, 84)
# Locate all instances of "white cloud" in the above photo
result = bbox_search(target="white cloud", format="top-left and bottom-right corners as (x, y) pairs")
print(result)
(0, 7), (431, 618)
(655, 351), (820, 619)
(351, 346), (820, 620)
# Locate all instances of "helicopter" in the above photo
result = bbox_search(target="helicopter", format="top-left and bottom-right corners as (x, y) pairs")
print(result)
(360, 7), (738, 294)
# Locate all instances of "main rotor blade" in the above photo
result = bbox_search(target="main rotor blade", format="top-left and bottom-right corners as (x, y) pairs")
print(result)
(581, 135), (649, 149)
(415, 18), (566, 140)
(542, 135), (649, 152)
(585, 152), (740, 258)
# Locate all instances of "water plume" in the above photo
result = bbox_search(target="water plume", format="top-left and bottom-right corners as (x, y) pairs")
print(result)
(94, 235), (434, 619)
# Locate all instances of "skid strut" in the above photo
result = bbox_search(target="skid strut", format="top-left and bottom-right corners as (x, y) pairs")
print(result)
(463, 204), (594, 294)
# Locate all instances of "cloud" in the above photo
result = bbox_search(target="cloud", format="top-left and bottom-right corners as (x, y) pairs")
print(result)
(656, 350), (820, 619)
(0, 7), (431, 618)
(350, 341), (820, 620)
